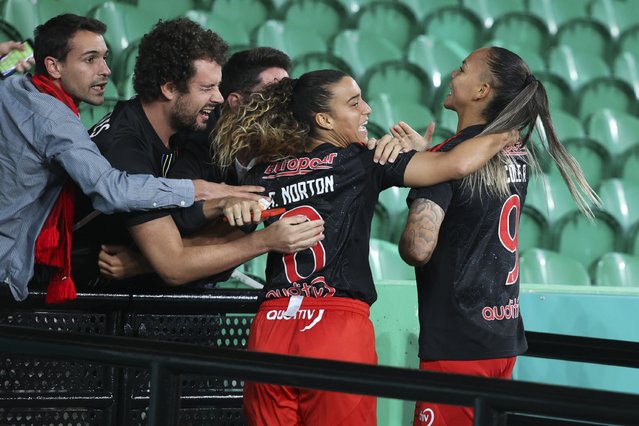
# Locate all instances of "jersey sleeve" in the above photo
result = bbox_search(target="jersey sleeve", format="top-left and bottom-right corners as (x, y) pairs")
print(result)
(363, 148), (418, 190)
(407, 183), (453, 213)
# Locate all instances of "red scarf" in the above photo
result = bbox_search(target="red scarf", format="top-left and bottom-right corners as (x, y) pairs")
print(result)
(31, 73), (78, 304)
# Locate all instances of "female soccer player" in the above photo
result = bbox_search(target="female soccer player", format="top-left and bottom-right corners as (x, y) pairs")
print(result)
(211, 69), (518, 426)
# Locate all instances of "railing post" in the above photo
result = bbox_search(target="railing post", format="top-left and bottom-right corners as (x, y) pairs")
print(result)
(474, 397), (505, 426)
(148, 360), (181, 426)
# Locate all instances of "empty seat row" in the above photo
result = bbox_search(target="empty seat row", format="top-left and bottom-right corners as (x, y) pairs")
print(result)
(521, 249), (639, 287)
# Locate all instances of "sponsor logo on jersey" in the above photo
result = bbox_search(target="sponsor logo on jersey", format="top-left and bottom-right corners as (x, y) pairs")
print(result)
(281, 175), (335, 205)
(265, 277), (336, 299)
(265, 308), (325, 331)
(482, 298), (520, 321)
(263, 153), (338, 178)
(418, 408), (435, 425)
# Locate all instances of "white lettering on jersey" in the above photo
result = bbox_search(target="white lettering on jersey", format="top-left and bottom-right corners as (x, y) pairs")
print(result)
(281, 175), (334, 205)
(505, 163), (527, 184)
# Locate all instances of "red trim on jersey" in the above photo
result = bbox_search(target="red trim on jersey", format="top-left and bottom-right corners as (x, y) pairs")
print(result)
(429, 131), (463, 152)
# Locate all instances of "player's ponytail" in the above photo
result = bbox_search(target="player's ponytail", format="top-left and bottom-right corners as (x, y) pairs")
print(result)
(465, 47), (599, 217)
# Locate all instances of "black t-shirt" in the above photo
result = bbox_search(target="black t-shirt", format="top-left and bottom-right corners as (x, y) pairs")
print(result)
(72, 98), (224, 290)
(243, 143), (416, 305)
(407, 125), (529, 361)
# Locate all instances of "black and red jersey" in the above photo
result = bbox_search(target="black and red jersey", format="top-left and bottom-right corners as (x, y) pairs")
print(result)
(243, 142), (416, 305)
(408, 125), (529, 361)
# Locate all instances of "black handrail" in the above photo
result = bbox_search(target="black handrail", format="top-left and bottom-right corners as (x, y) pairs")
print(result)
(1, 325), (638, 426)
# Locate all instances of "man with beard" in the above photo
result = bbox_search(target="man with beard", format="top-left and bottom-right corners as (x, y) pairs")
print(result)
(72, 18), (324, 292)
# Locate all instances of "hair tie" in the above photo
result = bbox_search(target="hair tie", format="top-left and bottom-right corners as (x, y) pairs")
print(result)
(524, 74), (537, 86)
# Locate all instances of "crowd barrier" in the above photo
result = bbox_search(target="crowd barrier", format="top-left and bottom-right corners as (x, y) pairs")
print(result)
(2, 286), (639, 425)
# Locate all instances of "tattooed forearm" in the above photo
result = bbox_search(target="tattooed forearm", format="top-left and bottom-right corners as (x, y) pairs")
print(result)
(399, 199), (445, 265)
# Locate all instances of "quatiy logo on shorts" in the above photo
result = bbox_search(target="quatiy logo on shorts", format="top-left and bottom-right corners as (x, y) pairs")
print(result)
(418, 408), (435, 426)
(265, 309), (325, 332)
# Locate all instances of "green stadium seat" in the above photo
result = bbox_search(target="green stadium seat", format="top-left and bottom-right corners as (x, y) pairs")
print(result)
(586, 108), (639, 158)
(593, 252), (639, 287)
(576, 77), (636, 122)
(619, 25), (639, 60)
(473, 0), (526, 29)
(553, 210), (622, 269)
(555, 18), (613, 60)
(368, 96), (434, 140)
(255, 20), (327, 60)
(613, 52), (639, 101)
(482, 40), (546, 74)
(406, 35), (466, 110)
(183, 10), (251, 49)
(87, 2), (137, 80)
(137, 0), (194, 19)
(434, 105), (458, 136)
(422, 6), (483, 53)
(243, 252), (268, 282)
(211, 0), (273, 35)
(38, 0), (106, 22)
(525, 173), (578, 227)
(519, 206), (550, 252)
(282, 0), (346, 43)
(589, 0), (637, 40)
(397, 0), (460, 22)
(362, 61), (431, 105)
(551, 110), (585, 140)
(1, 0), (41, 40)
(548, 46), (611, 92)
(551, 138), (610, 189)
(526, 0), (590, 35)
(331, 29), (403, 80)
(334, 0), (375, 17)
(488, 13), (549, 57)
(629, 222), (639, 255)
(0, 19), (22, 43)
(355, 2), (418, 50)
(378, 187), (411, 244)
(537, 72), (574, 114)
(371, 203), (392, 241)
(369, 238), (414, 281)
(598, 178), (639, 232)
(520, 248), (591, 285)
(619, 145), (639, 185)
(290, 52), (354, 78)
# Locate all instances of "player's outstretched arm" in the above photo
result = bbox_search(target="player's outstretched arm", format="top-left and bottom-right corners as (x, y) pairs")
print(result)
(403, 130), (518, 187)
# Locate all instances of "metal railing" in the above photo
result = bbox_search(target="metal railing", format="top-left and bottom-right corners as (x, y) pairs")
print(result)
(3, 290), (639, 425)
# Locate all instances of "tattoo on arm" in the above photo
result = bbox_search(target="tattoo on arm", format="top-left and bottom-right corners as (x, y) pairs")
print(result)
(399, 198), (445, 265)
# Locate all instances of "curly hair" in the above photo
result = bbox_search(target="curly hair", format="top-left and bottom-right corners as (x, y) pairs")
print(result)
(212, 70), (347, 168)
(133, 18), (228, 102)
(212, 78), (309, 168)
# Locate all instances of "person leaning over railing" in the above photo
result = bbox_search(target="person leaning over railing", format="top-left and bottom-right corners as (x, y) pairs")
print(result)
(0, 14), (261, 304)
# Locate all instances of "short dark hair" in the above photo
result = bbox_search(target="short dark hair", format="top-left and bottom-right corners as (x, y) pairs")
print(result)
(33, 13), (107, 75)
(134, 18), (228, 102)
(220, 47), (291, 98)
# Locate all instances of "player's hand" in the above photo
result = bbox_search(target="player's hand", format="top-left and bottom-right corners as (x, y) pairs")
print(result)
(0, 41), (34, 73)
(98, 245), (152, 279)
(192, 179), (265, 202)
(222, 197), (269, 226)
(390, 121), (435, 152)
(262, 216), (325, 253)
(368, 134), (405, 165)
(500, 129), (521, 149)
